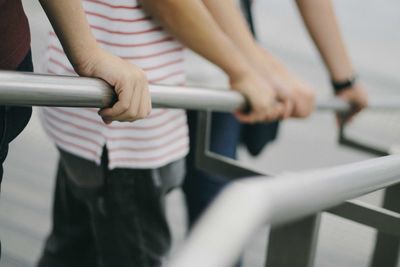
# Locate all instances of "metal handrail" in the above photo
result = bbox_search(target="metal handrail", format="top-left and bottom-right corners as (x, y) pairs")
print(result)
(0, 71), (243, 112)
(166, 155), (400, 267)
(0, 70), (369, 113)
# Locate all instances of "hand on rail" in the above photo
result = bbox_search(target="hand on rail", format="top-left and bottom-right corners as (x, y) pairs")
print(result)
(335, 82), (368, 125)
(288, 79), (316, 118)
(251, 46), (316, 119)
(230, 71), (284, 123)
(74, 49), (152, 124)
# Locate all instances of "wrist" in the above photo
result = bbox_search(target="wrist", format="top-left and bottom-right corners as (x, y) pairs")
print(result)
(331, 74), (357, 94)
(226, 62), (255, 86)
(71, 45), (104, 77)
(244, 42), (266, 66)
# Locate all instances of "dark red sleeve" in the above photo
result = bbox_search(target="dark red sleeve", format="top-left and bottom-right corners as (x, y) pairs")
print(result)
(0, 0), (31, 70)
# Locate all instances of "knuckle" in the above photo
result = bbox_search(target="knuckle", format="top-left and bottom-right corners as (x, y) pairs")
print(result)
(138, 68), (146, 76)
(138, 111), (147, 119)
(136, 69), (147, 80)
(253, 101), (265, 111)
(129, 109), (139, 118)
(120, 102), (130, 111)
(145, 108), (151, 117)
(127, 116), (138, 122)
(307, 90), (316, 104)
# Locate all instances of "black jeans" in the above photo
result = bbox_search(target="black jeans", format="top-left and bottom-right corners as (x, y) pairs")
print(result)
(0, 51), (33, 259)
(0, 50), (33, 183)
(37, 148), (184, 267)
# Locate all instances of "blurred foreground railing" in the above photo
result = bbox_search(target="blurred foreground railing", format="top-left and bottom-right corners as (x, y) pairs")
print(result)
(167, 155), (400, 267)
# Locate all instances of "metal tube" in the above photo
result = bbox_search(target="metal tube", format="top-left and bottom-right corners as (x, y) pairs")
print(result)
(0, 71), (397, 112)
(166, 155), (400, 267)
(0, 71), (115, 108)
(0, 71), (245, 112)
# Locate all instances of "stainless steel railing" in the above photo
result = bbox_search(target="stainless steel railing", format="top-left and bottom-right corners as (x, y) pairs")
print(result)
(0, 70), (359, 112)
(0, 71), (245, 112)
(166, 155), (400, 267)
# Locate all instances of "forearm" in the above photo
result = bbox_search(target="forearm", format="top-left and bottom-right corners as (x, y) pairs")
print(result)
(201, 0), (261, 63)
(296, 0), (354, 81)
(39, 0), (100, 72)
(141, 0), (252, 78)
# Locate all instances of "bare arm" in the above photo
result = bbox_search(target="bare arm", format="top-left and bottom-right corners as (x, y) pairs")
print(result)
(141, 0), (283, 122)
(295, 0), (353, 81)
(38, 0), (151, 123)
(200, 0), (262, 67)
(39, 0), (98, 70)
(141, 0), (252, 80)
(296, 0), (368, 122)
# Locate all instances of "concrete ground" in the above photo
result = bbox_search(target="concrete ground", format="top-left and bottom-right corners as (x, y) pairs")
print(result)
(0, 0), (399, 266)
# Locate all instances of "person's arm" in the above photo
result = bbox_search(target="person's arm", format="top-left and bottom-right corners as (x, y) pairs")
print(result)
(295, 0), (368, 123)
(200, 0), (261, 70)
(39, 0), (151, 124)
(200, 0), (315, 119)
(141, 0), (283, 123)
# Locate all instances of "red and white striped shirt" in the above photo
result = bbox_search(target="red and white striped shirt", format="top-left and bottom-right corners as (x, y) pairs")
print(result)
(40, 0), (189, 169)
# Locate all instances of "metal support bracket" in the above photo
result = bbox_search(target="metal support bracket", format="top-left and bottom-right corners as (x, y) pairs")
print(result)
(194, 111), (321, 267)
(265, 215), (321, 267)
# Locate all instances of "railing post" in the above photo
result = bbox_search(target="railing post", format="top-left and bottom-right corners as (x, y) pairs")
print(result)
(265, 214), (321, 267)
(370, 183), (400, 267)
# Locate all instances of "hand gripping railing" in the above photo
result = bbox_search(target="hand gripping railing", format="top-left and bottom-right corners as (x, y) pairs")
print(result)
(1, 70), (396, 112)
(166, 155), (400, 267)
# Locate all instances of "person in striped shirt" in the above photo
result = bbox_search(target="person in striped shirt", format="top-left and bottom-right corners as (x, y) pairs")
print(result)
(0, 1), (150, 182)
(1, 0), (150, 261)
(37, 1), (294, 267)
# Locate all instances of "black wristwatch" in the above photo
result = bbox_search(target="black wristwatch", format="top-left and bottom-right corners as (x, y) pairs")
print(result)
(331, 75), (357, 93)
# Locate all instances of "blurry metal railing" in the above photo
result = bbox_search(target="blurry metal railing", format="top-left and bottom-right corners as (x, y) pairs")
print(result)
(191, 108), (400, 267)
(166, 155), (400, 267)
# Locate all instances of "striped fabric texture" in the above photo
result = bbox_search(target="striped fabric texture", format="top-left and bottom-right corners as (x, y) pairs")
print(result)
(40, 0), (189, 169)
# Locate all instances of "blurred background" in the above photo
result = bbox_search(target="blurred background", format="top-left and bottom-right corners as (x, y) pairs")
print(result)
(0, 0), (399, 266)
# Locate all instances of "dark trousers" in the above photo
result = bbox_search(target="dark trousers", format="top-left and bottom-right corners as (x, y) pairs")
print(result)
(37, 148), (184, 267)
(0, 50), (33, 183)
(183, 112), (240, 226)
(0, 50), (33, 259)
(182, 112), (243, 267)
